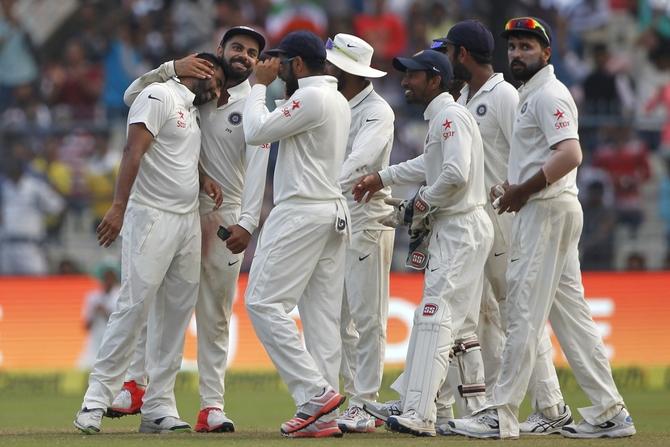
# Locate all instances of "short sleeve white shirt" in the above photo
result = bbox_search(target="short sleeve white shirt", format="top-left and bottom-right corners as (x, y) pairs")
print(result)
(509, 65), (580, 200)
(127, 79), (201, 214)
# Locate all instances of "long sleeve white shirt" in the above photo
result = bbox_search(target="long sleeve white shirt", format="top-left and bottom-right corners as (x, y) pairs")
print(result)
(339, 83), (394, 230)
(124, 62), (269, 234)
(379, 92), (487, 216)
(243, 75), (351, 204)
(458, 73), (518, 191)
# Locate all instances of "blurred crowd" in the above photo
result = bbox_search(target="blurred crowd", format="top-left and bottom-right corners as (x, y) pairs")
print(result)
(1, 0), (670, 275)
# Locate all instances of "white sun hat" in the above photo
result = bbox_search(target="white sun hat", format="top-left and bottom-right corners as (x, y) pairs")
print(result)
(325, 33), (387, 78)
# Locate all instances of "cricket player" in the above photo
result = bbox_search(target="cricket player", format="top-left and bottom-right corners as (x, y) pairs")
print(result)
(434, 20), (570, 435)
(242, 30), (351, 438)
(74, 53), (225, 434)
(448, 17), (636, 439)
(322, 33), (395, 433)
(108, 26), (269, 432)
(354, 49), (493, 437)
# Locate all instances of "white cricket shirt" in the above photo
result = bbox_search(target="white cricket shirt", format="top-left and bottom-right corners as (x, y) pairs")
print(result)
(458, 73), (518, 190)
(127, 79), (201, 214)
(339, 83), (394, 230)
(509, 65), (580, 200)
(379, 92), (487, 216)
(243, 75), (351, 204)
(124, 63), (269, 234)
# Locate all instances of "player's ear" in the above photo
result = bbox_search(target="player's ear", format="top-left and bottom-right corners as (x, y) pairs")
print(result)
(542, 46), (551, 64)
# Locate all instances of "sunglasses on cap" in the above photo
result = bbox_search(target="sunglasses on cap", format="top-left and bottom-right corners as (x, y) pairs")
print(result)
(504, 17), (550, 44)
(325, 37), (359, 62)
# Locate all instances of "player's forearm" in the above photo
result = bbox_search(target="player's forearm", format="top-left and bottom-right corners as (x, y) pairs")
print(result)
(111, 145), (144, 210)
(123, 61), (175, 106)
(542, 139), (582, 183)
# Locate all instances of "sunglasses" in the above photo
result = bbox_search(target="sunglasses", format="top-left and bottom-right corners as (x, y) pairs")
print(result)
(504, 17), (550, 44)
(325, 37), (359, 62)
(279, 56), (297, 65)
(430, 40), (448, 50)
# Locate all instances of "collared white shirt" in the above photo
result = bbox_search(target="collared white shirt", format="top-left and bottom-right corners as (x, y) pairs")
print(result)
(339, 82), (394, 230)
(379, 92), (486, 216)
(127, 79), (201, 214)
(510, 64), (580, 200)
(458, 73), (518, 190)
(1, 173), (64, 239)
(244, 75), (351, 204)
(124, 63), (269, 234)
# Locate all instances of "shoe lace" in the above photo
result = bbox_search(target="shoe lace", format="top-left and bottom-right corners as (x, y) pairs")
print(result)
(344, 406), (361, 418)
(525, 412), (543, 423)
(476, 412), (498, 427)
(387, 400), (402, 413)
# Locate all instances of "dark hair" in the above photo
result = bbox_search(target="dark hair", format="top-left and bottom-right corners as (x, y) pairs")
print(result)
(195, 52), (224, 70)
(301, 57), (326, 73)
(455, 45), (492, 65)
(507, 31), (549, 49)
(426, 70), (449, 91)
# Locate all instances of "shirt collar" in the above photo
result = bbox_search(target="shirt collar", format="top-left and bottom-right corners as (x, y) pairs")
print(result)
(297, 75), (339, 89)
(227, 80), (251, 103)
(424, 92), (454, 121)
(168, 78), (196, 106)
(459, 73), (505, 104)
(518, 64), (554, 100)
(349, 82), (374, 109)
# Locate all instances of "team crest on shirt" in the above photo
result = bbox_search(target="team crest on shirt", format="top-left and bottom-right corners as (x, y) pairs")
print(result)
(476, 104), (487, 116)
(553, 108), (570, 129)
(520, 102), (528, 114)
(228, 112), (242, 126)
(442, 118), (455, 140)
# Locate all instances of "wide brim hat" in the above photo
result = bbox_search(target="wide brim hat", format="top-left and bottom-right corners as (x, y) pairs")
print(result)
(325, 34), (386, 78)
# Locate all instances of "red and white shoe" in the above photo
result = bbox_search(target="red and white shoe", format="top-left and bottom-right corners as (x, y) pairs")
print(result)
(195, 407), (235, 433)
(107, 380), (145, 418)
(280, 387), (346, 435)
(284, 420), (343, 438)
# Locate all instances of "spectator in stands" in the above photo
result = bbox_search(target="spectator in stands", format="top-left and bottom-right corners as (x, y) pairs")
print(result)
(624, 252), (647, 271)
(46, 39), (103, 121)
(0, 0), (38, 111)
(580, 180), (616, 270)
(582, 43), (634, 118)
(86, 133), (118, 231)
(592, 125), (651, 238)
(354, 0), (407, 61)
(78, 261), (120, 369)
(1, 83), (51, 131)
(659, 155), (670, 260)
(0, 157), (65, 275)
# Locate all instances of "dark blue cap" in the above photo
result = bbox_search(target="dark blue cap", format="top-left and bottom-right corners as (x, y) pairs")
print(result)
(265, 30), (326, 61)
(435, 20), (494, 56)
(392, 49), (453, 83)
(221, 26), (266, 52)
(501, 17), (552, 46)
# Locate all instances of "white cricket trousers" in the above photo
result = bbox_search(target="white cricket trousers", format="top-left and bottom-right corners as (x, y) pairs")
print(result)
(246, 199), (347, 407)
(124, 198), (243, 412)
(442, 204), (563, 416)
(82, 203), (201, 420)
(340, 229), (394, 407)
(397, 207), (493, 423)
(491, 194), (625, 438)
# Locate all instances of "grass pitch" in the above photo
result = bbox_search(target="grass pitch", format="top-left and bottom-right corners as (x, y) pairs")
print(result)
(1, 370), (669, 446)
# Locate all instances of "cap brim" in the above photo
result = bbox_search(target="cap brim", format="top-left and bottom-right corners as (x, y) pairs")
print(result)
(326, 50), (387, 78)
(392, 56), (427, 72)
(264, 48), (288, 57)
(500, 29), (550, 45)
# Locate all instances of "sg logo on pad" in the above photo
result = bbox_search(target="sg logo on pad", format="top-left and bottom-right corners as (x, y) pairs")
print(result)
(423, 303), (438, 316)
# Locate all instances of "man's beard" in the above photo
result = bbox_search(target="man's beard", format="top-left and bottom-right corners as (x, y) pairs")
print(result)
(510, 59), (546, 82)
(223, 56), (252, 82)
(452, 60), (471, 83)
(281, 64), (299, 97)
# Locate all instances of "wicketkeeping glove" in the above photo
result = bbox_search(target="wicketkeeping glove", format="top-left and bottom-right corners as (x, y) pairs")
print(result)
(378, 187), (435, 230)
(405, 227), (430, 270)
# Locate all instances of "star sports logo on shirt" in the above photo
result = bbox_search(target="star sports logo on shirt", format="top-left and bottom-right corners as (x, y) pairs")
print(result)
(177, 110), (186, 128)
(553, 108), (570, 130)
(442, 118), (455, 139)
(292, 100), (301, 110)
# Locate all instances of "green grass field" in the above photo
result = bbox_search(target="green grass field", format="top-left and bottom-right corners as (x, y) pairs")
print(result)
(1, 370), (669, 446)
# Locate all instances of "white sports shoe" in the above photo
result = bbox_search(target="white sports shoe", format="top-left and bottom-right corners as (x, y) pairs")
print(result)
(74, 407), (104, 434)
(436, 418), (457, 436)
(561, 407), (636, 439)
(139, 416), (192, 433)
(387, 410), (436, 437)
(195, 407), (235, 432)
(448, 409), (503, 439)
(520, 404), (573, 435)
(362, 399), (402, 422)
(336, 406), (375, 433)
